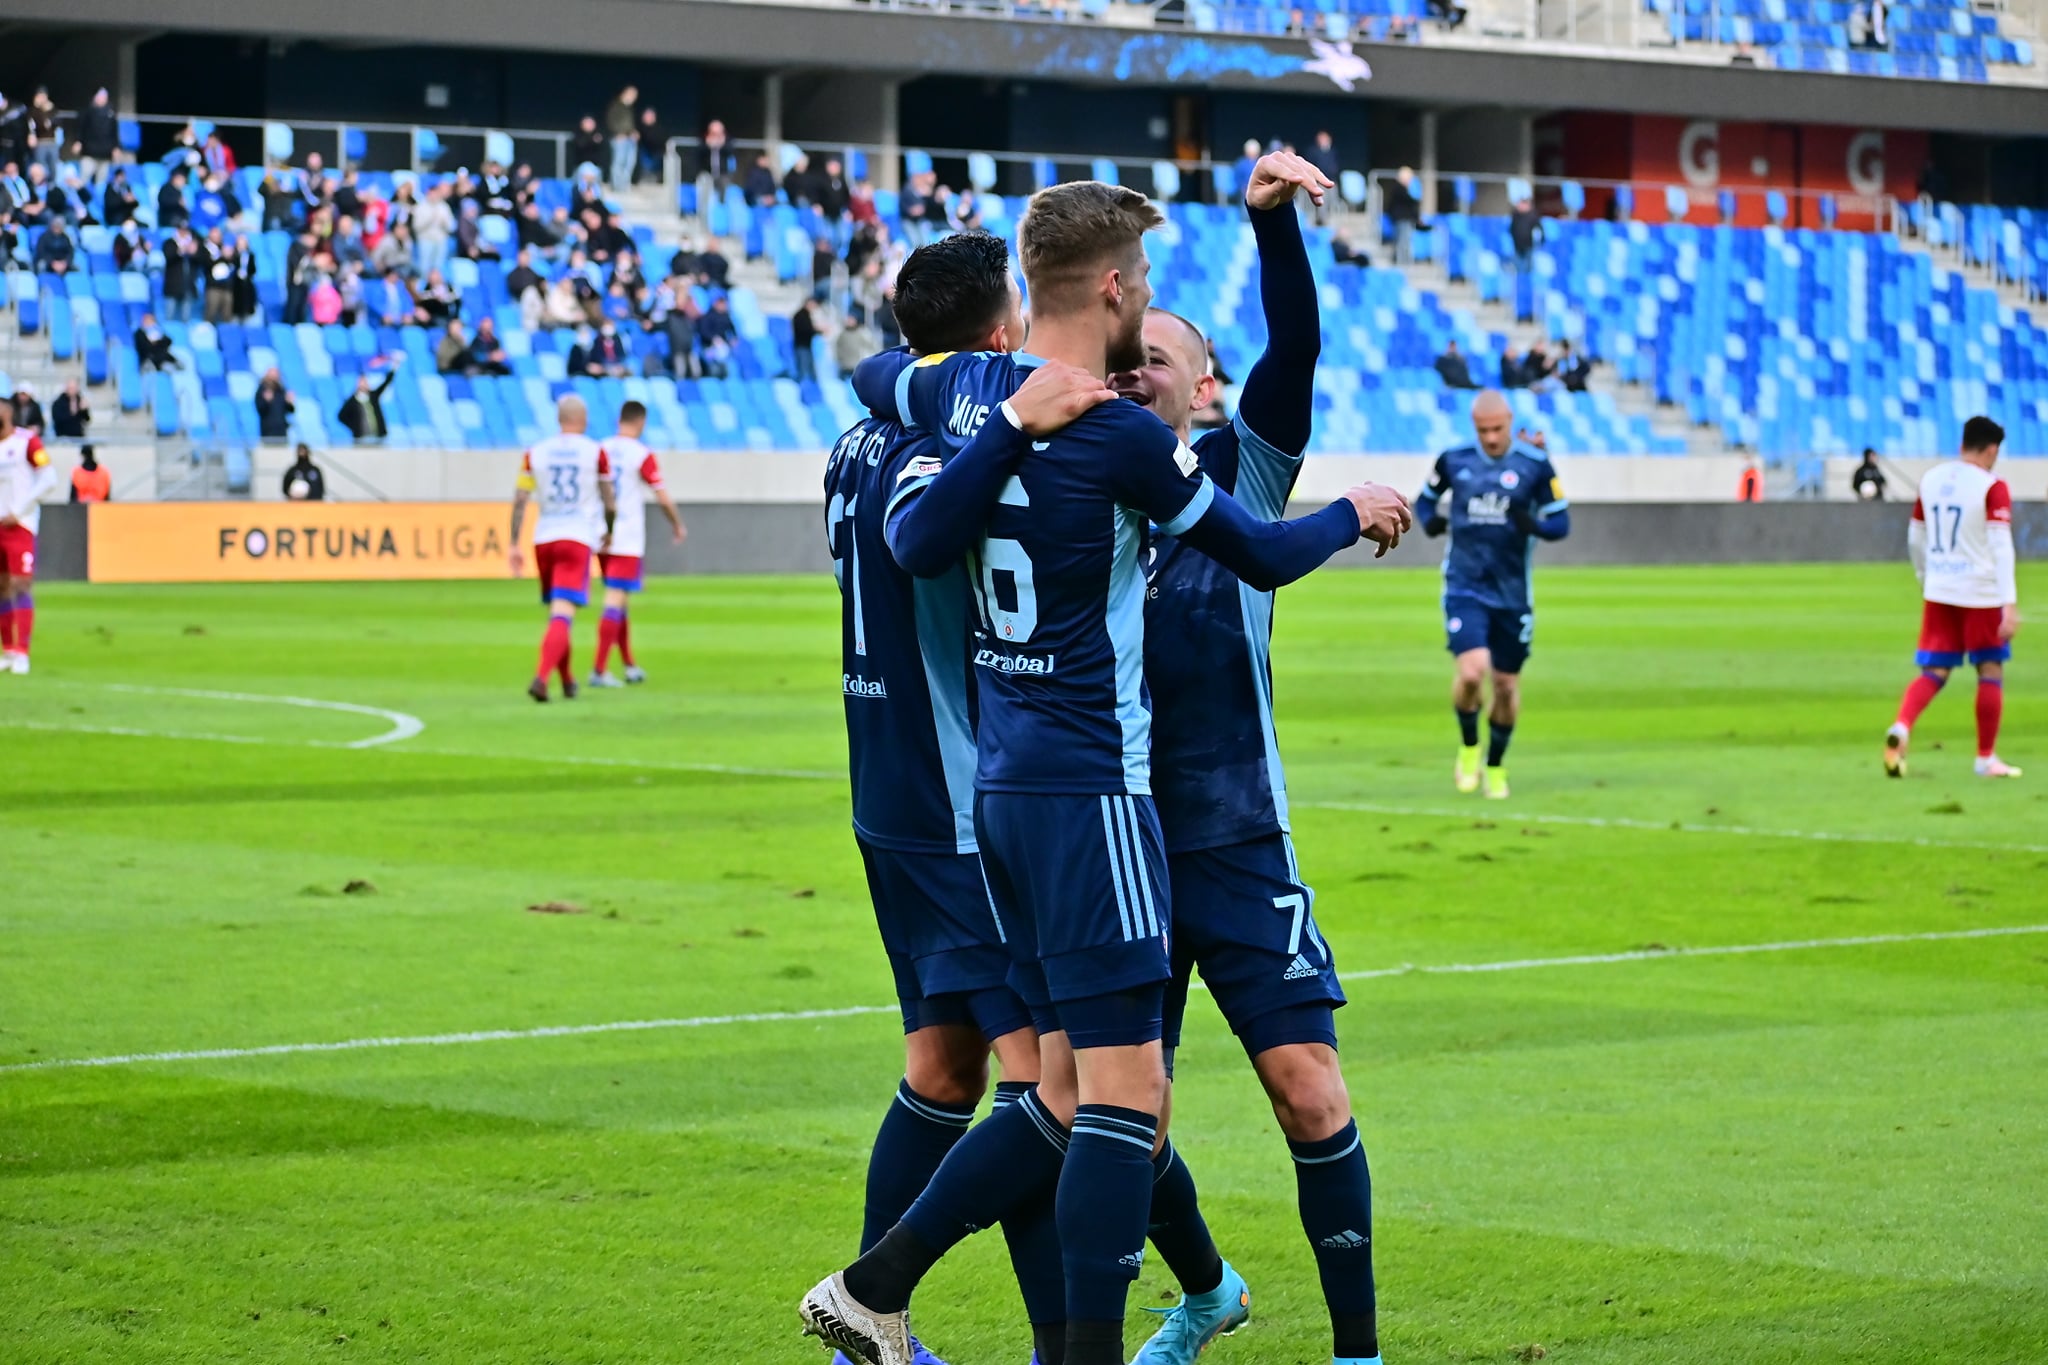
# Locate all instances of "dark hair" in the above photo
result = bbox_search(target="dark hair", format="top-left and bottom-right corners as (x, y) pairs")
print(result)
(1961, 415), (2005, 452)
(620, 400), (647, 424)
(1018, 180), (1163, 314)
(891, 231), (1015, 355)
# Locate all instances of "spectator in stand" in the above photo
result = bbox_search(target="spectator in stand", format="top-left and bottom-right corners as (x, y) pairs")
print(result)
(481, 160), (515, 217)
(744, 153), (779, 211)
(516, 201), (565, 264)
(0, 97), (20, 171)
(52, 380), (89, 440)
(337, 262), (366, 326)
(436, 319), (472, 374)
(161, 227), (202, 323)
(1231, 138), (1263, 198)
(810, 236), (837, 302)
(571, 115), (607, 175)
(76, 89), (117, 183)
(102, 169), (139, 227)
(201, 130), (236, 179)
(69, 445), (110, 502)
(0, 208), (16, 266)
(456, 200), (502, 261)
(898, 170), (935, 248)
(283, 230), (317, 324)
(1427, 0), (1469, 26)
(570, 322), (631, 378)
(1434, 340), (1478, 390)
(12, 384), (43, 436)
(157, 166), (190, 229)
(1523, 339), (1560, 392)
(255, 368), (295, 441)
(791, 298), (822, 382)
(1331, 230), (1370, 267)
(202, 228), (239, 322)
(308, 269), (343, 326)
(570, 166), (608, 220)
(26, 89), (59, 178)
(542, 272), (587, 330)
(190, 173), (237, 234)
(1386, 165), (1421, 264)
(695, 236), (731, 289)
(0, 163), (27, 218)
(51, 170), (95, 227)
(834, 312), (880, 378)
(387, 179), (418, 237)
(585, 210), (631, 264)
(31, 214), (74, 273)
(258, 173), (294, 231)
(469, 318), (513, 376)
(1556, 340), (1591, 393)
(605, 86), (641, 190)
(332, 169), (364, 223)
(1509, 194), (1542, 274)
(371, 221), (416, 279)
(1737, 456), (1765, 502)
(818, 157), (852, 222)
(700, 119), (735, 193)
(297, 153), (330, 222)
(411, 268), (460, 327)
(505, 245), (543, 307)
(367, 268), (412, 328)
(661, 278), (701, 378)
(282, 444), (325, 501)
(1499, 344), (1527, 389)
(697, 296), (735, 378)
(337, 360), (401, 443)
(1305, 130), (1340, 224)
(412, 184), (454, 279)
(634, 107), (667, 184)
(331, 214), (368, 270)
(1853, 447), (1888, 500)
(134, 312), (179, 370)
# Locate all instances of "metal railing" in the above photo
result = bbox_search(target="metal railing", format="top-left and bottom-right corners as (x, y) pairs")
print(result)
(123, 113), (584, 179)
(1361, 168), (1902, 238)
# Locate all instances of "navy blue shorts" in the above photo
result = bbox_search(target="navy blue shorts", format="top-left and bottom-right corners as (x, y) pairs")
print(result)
(858, 839), (1030, 1041)
(976, 791), (1172, 1049)
(1162, 833), (1346, 1057)
(1445, 594), (1534, 675)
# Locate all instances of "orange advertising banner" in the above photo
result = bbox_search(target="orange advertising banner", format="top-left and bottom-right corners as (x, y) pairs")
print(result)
(88, 502), (535, 583)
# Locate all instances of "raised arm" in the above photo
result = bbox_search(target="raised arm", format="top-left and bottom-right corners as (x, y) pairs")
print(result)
(1235, 154), (1327, 463)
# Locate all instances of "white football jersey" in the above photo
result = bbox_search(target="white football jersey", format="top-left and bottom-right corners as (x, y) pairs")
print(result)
(1914, 460), (2015, 609)
(0, 429), (53, 535)
(520, 433), (609, 548)
(599, 435), (667, 558)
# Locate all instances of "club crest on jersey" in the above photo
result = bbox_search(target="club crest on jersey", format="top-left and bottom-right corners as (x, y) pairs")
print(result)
(1499, 470), (1520, 489)
(897, 456), (942, 483)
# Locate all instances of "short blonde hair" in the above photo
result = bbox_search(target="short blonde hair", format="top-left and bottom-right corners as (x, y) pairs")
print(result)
(1018, 180), (1164, 316)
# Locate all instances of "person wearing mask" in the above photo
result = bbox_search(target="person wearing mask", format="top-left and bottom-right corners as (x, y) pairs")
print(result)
(69, 444), (111, 502)
(255, 368), (295, 441)
(51, 380), (89, 439)
(282, 444), (326, 501)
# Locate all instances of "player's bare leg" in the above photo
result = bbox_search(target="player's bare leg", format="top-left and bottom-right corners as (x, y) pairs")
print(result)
(1485, 669), (1521, 799)
(1451, 648), (1490, 793)
(1887, 665), (1950, 776)
(1971, 661), (2021, 777)
(1252, 1042), (1380, 1365)
(591, 586), (630, 687)
(531, 601), (579, 702)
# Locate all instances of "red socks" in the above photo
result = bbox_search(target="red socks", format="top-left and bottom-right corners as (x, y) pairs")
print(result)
(595, 609), (624, 674)
(1895, 671), (1946, 730)
(537, 616), (571, 685)
(618, 612), (636, 668)
(0, 600), (13, 653)
(14, 595), (30, 655)
(1976, 679), (2003, 758)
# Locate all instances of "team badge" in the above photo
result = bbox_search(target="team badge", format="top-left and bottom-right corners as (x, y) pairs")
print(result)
(1448, 616), (1463, 633)
(1500, 470), (1520, 489)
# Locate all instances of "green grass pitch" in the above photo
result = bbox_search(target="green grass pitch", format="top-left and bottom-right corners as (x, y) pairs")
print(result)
(3, 563), (2046, 1365)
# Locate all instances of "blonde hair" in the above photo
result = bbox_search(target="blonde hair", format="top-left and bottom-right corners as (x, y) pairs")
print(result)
(1017, 180), (1164, 316)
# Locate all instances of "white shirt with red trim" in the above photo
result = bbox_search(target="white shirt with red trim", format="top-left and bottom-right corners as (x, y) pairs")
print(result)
(519, 433), (610, 549)
(0, 429), (54, 535)
(1912, 460), (2016, 609)
(599, 435), (665, 558)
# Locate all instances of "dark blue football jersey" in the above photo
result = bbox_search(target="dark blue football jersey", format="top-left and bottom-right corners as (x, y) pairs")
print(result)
(888, 351), (1215, 795)
(1142, 414), (1303, 852)
(1419, 444), (1567, 610)
(825, 417), (978, 854)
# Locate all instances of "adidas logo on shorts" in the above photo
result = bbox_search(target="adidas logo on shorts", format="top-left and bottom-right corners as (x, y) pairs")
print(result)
(1118, 1250), (1146, 1270)
(1282, 954), (1320, 981)
(1318, 1229), (1369, 1250)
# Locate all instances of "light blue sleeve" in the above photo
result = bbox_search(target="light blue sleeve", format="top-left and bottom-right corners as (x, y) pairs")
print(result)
(1229, 412), (1305, 522)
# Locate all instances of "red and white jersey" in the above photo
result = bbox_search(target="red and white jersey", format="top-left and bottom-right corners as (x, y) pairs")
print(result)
(599, 435), (666, 558)
(0, 429), (54, 535)
(518, 433), (610, 548)
(1913, 460), (2016, 608)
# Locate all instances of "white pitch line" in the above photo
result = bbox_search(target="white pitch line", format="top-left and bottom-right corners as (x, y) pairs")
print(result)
(103, 684), (425, 749)
(1303, 800), (2048, 856)
(4, 923), (2042, 1078)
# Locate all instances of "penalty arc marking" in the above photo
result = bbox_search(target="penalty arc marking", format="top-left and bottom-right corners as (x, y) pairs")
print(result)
(102, 684), (426, 749)
(2, 923), (2041, 1077)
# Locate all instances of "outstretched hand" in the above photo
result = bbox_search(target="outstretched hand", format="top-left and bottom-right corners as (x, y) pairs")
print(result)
(1245, 151), (1334, 211)
(1008, 360), (1119, 437)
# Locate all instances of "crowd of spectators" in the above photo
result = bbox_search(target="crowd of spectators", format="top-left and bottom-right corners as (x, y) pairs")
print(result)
(1435, 338), (1592, 393)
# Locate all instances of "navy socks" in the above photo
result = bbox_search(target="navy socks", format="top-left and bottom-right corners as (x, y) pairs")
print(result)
(1289, 1119), (1379, 1362)
(861, 1079), (974, 1252)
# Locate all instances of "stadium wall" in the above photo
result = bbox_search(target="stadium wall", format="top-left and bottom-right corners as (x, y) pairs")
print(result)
(37, 499), (2047, 581)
